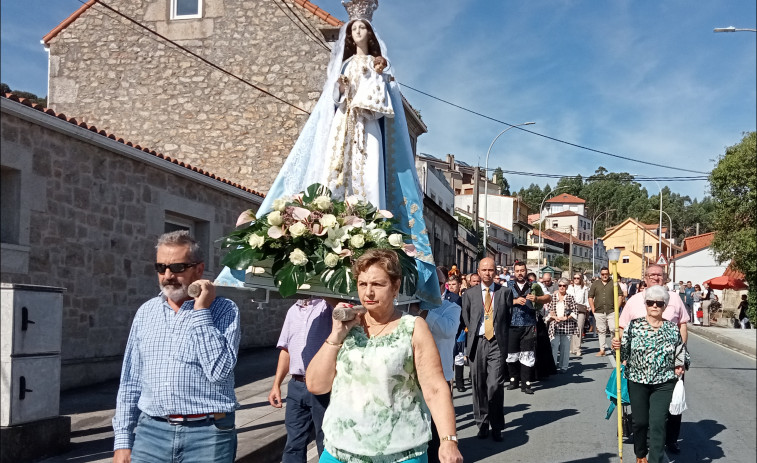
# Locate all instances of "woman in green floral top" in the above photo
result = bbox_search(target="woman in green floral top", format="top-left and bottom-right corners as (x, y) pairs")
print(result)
(307, 249), (463, 463)
(620, 285), (690, 463)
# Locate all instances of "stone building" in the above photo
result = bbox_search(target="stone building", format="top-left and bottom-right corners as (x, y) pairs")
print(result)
(43, 0), (428, 196)
(0, 93), (272, 389)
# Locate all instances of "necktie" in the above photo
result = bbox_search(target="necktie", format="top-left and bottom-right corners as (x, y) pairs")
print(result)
(484, 288), (494, 340)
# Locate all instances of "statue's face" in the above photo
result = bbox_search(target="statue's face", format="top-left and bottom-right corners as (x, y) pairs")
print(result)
(351, 21), (369, 46)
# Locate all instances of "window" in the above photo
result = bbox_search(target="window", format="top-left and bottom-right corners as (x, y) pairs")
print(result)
(165, 212), (210, 266)
(1, 167), (20, 244)
(171, 0), (202, 19)
(552, 221), (558, 229)
(644, 245), (653, 254)
(622, 256), (630, 264)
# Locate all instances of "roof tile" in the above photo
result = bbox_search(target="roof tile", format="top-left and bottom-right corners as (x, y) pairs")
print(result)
(545, 193), (585, 204)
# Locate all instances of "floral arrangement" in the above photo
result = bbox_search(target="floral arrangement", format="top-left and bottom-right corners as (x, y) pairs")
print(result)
(220, 183), (418, 298)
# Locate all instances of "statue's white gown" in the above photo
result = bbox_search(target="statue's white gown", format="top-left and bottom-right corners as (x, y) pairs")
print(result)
(318, 54), (394, 208)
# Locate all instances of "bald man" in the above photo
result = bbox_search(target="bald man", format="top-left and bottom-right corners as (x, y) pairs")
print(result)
(461, 257), (513, 442)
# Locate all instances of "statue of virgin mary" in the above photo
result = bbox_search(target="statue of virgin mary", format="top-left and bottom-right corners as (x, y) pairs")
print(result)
(217, 0), (441, 306)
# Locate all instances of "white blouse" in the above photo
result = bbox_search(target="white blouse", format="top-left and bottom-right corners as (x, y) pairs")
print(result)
(567, 284), (589, 306)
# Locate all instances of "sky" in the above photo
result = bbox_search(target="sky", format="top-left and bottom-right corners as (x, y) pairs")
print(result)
(2, 0), (755, 202)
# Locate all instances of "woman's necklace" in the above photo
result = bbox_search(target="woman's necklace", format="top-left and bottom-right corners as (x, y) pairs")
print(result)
(366, 310), (399, 337)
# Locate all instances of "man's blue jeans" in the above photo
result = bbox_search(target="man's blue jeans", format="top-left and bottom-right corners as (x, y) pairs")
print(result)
(131, 412), (237, 463)
(283, 379), (330, 462)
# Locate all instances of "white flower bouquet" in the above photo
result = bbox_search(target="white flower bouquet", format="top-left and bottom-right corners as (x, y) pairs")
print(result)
(220, 184), (418, 298)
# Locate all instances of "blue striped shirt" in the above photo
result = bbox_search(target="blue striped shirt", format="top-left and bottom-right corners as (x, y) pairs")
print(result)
(112, 294), (240, 450)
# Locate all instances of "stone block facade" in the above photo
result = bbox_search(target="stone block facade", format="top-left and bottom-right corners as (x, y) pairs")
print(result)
(46, 0), (339, 195)
(1, 97), (298, 389)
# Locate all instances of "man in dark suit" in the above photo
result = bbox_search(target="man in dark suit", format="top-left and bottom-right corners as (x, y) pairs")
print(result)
(462, 257), (513, 442)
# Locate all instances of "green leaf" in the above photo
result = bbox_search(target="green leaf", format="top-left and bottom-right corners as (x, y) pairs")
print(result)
(274, 262), (308, 298)
(303, 183), (331, 204)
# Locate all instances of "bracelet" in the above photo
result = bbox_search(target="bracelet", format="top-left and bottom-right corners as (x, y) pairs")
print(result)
(324, 339), (343, 348)
(441, 435), (458, 443)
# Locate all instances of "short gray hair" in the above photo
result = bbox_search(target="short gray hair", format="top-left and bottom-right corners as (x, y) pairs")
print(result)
(557, 277), (570, 286)
(156, 230), (204, 262)
(644, 285), (670, 306)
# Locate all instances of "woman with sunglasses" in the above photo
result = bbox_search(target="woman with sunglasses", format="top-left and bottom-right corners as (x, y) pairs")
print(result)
(620, 285), (689, 463)
(567, 273), (589, 356)
(545, 278), (579, 372)
(691, 284), (702, 325)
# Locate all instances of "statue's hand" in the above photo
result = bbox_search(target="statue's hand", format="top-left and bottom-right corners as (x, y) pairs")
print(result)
(374, 56), (388, 74)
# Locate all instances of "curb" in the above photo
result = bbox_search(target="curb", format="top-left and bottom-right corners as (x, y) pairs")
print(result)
(688, 325), (756, 358)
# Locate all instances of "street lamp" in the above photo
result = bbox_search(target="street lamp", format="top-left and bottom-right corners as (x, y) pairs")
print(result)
(482, 122), (535, 255)
(638, 179), (664, 264)
(606, 247), (623, 462)
(592, 208), (616, 277)
(714, 26), (757, 32)
(537, 186), (569, 270)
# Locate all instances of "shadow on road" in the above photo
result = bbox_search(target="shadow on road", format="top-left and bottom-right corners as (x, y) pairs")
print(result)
(670, 419), (726, 462)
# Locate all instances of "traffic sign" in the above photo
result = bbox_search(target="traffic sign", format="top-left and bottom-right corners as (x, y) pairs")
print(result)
(656, 254), (668, 266)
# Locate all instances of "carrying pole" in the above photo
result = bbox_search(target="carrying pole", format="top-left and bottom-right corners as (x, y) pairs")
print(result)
(611, 260), (623, 461)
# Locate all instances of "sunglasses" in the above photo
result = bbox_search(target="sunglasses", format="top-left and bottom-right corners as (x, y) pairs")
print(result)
(558, 284), (568, 287)
(645, 300), (665, 308)
(155, 262), (199, 274)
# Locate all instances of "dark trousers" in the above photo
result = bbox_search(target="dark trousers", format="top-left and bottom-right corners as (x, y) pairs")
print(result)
(283, 379), (330, 463)
(628, 379), (676, 463)
(666, 373), (685, 444)
(471, 336), (505, 432)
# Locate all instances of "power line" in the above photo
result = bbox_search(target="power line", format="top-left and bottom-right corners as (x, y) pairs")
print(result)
(73, 0), (713, 176)
(401, 84), (710, 175)
(272, 0), (330, 51)
(85, 0), (312, 115)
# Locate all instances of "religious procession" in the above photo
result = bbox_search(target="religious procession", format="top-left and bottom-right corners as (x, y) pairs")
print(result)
(1, 0), (754, 463)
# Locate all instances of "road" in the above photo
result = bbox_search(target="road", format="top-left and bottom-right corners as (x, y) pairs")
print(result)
(416, 331), (755, 463)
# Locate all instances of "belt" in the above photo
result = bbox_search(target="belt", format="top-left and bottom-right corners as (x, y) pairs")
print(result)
(153, 413), (227, 425)
(292, 374), (306, 382)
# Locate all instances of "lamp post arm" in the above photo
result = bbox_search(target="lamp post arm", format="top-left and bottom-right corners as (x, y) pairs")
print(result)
(482, 122), (535, 256)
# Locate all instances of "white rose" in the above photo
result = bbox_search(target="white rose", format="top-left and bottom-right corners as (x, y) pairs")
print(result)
(289, 248), (309, 266)
(289, 222), (307, 237)
(272, 198), (288, 212)
(320, 214), (338, 229)
(267, 210), (283, 226)
(350, 234), (366, 249)
(369, 228), (387, 241)
(247, 233), (265, 249)
(324, 253), (340, 268)
(388, 233), (404, 247)
(313, 195), (332, 210)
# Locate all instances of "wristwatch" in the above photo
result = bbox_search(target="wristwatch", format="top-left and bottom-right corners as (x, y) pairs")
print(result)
(441, 435), (458, 443)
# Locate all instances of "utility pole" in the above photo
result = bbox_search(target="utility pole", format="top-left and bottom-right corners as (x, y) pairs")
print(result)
(641, 226), (646, 279)
(695, 222), (699, 236)
(568, 225), (574, 276)
(473, 166), (480, 233)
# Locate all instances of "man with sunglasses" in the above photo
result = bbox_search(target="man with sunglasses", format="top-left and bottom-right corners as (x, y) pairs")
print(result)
(588, 267), (624, 357)
(613, 264), (689, 455)
(113, 231), (240, 463)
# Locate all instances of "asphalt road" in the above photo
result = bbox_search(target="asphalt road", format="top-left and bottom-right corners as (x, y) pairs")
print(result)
(446, 332), (756, 463)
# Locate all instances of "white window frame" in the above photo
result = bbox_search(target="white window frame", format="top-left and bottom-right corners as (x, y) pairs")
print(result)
(164, 211), (211, 270)
(622, 256), (630, 264)
(170, 0), (202, 20)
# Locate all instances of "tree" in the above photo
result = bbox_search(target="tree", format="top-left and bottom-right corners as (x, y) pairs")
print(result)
(709, 132), (756, 321)
(553, 255), (569, 270)
(0, 82), (47, 106)
(517, 183), (552, 213)
(493, 167), (510, 195)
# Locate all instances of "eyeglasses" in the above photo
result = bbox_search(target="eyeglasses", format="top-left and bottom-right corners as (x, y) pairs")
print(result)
(600, 273), (609, 276)
(645, 300), (666, 308)
(155, 262), (199, 274)
(558, 284), (568, 287)
(573, 277), (581, 280)
(647, 273), (663, 278)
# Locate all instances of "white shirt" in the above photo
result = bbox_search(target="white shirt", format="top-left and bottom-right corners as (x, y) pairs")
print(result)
(567, 284), (589, 306)
(425, 299), (462, 381)
(477, 282), (497, 336)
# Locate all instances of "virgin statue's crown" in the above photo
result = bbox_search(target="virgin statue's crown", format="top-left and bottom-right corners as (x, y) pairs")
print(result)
(342, 0), (378, 22)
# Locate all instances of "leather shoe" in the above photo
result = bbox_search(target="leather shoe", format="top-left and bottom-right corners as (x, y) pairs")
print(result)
(477, 426), (489, 439)
(666, 443), (681, 454)
(521, 384), (534, 395)
(491, 430), (503, 442)
(456, 386), (467, 392)
(506, 382), (519, 390)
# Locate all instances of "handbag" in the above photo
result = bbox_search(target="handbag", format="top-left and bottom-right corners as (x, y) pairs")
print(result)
(577, 303), (588, 314)
(604, 364), (630, 419)
(621, 405), (633, 437)
(697, 310), (703, 318)
(669, 376), (688, 415)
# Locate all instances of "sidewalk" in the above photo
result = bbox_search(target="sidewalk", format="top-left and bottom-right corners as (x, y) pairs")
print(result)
(39, 348), (290, 463)
(688, 324), (756, 358)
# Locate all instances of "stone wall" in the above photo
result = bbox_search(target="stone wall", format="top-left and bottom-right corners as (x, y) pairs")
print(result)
(47, 0), (336, 195)
(0, 104), (292, 389)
